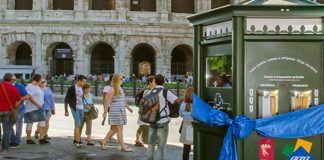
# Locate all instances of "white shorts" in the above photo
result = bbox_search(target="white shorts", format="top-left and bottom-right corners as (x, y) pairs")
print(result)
(26, 121), (46, 130)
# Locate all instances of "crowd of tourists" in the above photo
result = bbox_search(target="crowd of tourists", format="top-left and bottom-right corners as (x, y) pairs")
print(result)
(0, 72), (194, 160)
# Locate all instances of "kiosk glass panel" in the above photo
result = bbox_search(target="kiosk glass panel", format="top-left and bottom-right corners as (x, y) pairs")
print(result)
(206, 55), (232, 88)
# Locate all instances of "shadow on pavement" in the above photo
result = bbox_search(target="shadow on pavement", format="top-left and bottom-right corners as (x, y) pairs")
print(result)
(0, 136), (190, 160)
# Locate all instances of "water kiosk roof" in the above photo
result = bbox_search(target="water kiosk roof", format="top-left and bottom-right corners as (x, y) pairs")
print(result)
(238, 0), (319, 5)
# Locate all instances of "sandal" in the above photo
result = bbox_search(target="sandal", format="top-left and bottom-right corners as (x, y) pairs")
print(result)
(99, 140), (107, 150)
(87, 142), (94, 146)
(120, 147), (133, 152)
(134, 141), (144, 147)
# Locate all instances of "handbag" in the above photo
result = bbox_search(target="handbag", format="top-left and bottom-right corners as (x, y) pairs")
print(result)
(83, 97), (98, 120)
(179, 121), (193, 145)
(1, 83), (18, 122)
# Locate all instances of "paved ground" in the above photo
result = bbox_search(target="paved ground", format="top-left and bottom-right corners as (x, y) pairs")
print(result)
(0, 102), (193, 160)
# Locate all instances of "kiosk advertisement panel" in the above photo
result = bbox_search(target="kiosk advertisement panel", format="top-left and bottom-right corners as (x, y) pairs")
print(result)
(245, 41), (323, 159)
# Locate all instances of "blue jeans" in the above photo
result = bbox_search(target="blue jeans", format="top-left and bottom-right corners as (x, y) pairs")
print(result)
(70, 108), (84, 127)
(147, 123), (169, 160)
(0, 112), (14, 150)
(11, 109), (25, 144)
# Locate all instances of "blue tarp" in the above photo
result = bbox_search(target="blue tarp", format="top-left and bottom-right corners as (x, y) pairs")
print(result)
(192, 94), (324, 160)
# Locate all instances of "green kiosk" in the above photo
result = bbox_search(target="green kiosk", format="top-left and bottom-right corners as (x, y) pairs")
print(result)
(187, 0), (324, 159)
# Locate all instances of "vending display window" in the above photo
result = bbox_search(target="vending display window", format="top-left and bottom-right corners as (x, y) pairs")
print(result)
(290, 90), (312, 111)
(256, 90), (279, 118)
(205, 43), (232, 89)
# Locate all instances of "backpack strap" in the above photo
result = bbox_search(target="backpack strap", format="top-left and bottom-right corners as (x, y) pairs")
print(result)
(160, 89), (170, 119)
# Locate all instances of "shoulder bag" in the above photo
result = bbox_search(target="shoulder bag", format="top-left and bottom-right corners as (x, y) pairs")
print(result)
(83, 97), (98, 120)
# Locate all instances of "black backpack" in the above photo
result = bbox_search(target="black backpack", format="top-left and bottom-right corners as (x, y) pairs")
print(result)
(135, 89), (145, 107)
(138, 88), (165, 124)
(162, 89), (180, 118)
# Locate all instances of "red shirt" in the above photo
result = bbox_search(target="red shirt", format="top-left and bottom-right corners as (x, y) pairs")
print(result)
(0, 81), (21, 112)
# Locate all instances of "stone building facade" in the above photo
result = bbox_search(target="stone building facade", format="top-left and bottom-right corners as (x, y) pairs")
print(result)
(0, 0), (222, 80)
(1, 0), (322, 79)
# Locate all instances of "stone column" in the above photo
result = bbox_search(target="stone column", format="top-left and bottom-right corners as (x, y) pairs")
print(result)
(119, 35), (127, 75)
(161, 37), (170, 78)
(74, 0), (84, 20)
(197, 0), (210, 13)
(116, 0), (127, 21)
(0, 0), (7, 10)
(33, 0), (42, 10)
(158, 0), (169, 23)
(0, 33), (3, 65)
(76, 34), (86, 75)
(34, 33), (43, 73)
(7, 0), (14, 10)
(84, 54), (91, 75)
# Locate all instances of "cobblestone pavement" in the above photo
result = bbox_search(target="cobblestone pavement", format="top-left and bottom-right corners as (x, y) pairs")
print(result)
(0, 103), (193, 160)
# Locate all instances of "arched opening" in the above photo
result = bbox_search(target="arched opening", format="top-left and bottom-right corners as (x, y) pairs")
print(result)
(171, 45), (193, 81)
(130, 0), (156, 12)
(15, 42), (32, 65)
(53, 0), (74, 10)
(211, 0), (230, 9)
(49, 42), (74, 76)
(15, 0), (33, 10)
(171, 0), (195, 13)
(90, 42), (115, 74)
(131, 44), (156, 78)
(89, 0), (115, 10)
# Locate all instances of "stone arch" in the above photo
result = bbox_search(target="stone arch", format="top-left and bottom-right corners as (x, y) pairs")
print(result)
(90, 42), (115, 74)
(170, 44), (193, 81)
(84, 34), (118, 55)
(2, 33), (35, 64)
(45, 42), (74, 76)
(6, 41), (32, 65)
(131, 43), (156, 77)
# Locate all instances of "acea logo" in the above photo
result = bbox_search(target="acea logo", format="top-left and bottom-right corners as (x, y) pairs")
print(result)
(282, 139), (314, 160)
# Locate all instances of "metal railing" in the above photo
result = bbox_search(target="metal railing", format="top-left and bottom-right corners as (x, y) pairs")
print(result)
(46, 80), (187, 97)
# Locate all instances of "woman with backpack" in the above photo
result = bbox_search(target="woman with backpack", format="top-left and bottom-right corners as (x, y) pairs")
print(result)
(179, 87), (193, 160)
(134, 76), (156, 147)
(100, 74), (133, 152)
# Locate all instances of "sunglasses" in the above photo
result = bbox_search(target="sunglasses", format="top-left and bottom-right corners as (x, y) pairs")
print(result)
(12, 79), (17, 82)
(41, 81), (46, 84)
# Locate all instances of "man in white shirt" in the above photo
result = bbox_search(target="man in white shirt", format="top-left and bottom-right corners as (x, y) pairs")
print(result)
(24, 74), (49, 144)
(147, 74), (183, 160)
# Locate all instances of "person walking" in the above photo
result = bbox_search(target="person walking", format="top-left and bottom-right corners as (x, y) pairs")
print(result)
(179, 87), (194, 160)
(10, 76), (30, 147)
(34, 78), (55, 140)
(80, 83), (94, 145)
(100, 74), (133, 151)
(24, 74), (49, 144)
(102, 75), (117, 143)
(134, 76), (155, 147)
(185, 72), (193, 87)
(147, 74), (183, 160)
(0, 73), (21, 152)
(64, 75), (87, 147)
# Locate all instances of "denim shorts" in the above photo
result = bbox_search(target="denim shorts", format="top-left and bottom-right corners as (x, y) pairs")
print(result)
(71, 108), (84, 127)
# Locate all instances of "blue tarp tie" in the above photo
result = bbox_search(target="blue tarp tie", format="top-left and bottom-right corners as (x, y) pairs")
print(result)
(192, 94), (324, 160)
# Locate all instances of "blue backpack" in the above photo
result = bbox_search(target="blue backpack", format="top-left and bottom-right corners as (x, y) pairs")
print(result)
(138, 88), (164, 124)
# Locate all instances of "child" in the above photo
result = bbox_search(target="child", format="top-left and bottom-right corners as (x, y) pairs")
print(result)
(179, 87), (193, 160)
